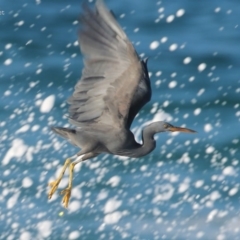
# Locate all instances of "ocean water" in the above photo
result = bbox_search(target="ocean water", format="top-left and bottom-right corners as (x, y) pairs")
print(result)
(0, 0), (240, 239)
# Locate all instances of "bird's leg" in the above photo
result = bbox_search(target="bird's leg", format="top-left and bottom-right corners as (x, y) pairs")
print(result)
(48, 154), (77, 200)
(60, 156), (82, 208)
(60, 152), (99, 208)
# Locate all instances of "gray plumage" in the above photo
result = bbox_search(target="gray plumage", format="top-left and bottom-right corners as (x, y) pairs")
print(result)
(48, 0), (196, 208)
(52, 0), (196, 160)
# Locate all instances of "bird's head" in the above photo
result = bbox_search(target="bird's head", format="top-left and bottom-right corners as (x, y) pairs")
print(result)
(162, 122), (196, 133)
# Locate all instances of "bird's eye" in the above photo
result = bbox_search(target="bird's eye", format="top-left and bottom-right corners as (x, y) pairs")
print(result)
(164, 123), (173, 129)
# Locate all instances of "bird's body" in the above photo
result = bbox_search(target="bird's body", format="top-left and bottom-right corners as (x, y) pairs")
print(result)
(52, 126), (139, 157)
(48, 0), (196, 208)
(52, 122), (157, 159)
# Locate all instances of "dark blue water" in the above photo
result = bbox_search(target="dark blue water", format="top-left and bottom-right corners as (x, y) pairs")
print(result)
(1, 0), (240, 239)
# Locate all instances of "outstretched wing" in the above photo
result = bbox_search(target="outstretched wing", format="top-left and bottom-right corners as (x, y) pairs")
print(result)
(68, 0), (151, 130)
(126, 59), (151, 128)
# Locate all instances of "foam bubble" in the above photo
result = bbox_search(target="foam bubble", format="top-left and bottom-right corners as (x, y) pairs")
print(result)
(37, 221), (52, 238)
(150, 41), (159, 50)
(210, 191), (221, 201)
(69, 231), (80, 240)
(4, 90), (11, 96)
(107, 176), (121, 187)
(195, 180), (204, 188)
(22, 177), (33, 188)
(176, 9), (185, 17)
(104, 198), (122, 213)
(197, 88), (205, 96)
(229, 187), (238, 196)
(40, 95), (55, 113)
(36, 68), (42, 74)
(2, 139), (28, 165)
(198, 63), (207, 72)
(222, 166), (235, 176)
(16, 124), (30, 134)
(207, 209), (218, 222)
(16, 20), (24, 26)
(169, 80), (177, 88)
(206, 146), (215, 154)
(161, 37), (168, 43)
(166, 15), (175, 23)
(4, 58), (13, 66)
(20, 232), (32, 240)
(204, 123), (212, 132)
(169, 43), (178, 51)
(5, 43), (12, 49)
(183, 57), (191, 64)
(104, 211), (122, 224)
(194, 108), (201, 115)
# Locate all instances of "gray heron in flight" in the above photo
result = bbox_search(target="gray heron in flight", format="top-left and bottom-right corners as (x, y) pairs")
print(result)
(48, 0), (196, 208)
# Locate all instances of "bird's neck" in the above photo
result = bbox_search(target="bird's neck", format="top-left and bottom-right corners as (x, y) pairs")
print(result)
(129, 124), (156, 158)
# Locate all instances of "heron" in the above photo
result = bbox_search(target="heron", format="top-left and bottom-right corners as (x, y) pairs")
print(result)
(48, 0), (196, 208)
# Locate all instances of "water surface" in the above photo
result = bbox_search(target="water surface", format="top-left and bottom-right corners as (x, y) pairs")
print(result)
(0, 0), (240, 239)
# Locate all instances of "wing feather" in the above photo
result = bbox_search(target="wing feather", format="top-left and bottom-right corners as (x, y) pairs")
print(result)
(68, 0), (151, 129)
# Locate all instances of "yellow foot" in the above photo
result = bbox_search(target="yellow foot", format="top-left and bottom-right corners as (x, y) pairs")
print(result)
(48, 180), (61, 199)
(61, 187), (72, 208)
(47, 158), (72, 200)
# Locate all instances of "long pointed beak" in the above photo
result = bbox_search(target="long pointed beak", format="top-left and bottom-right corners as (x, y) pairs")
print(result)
(168, 126), (196, 133)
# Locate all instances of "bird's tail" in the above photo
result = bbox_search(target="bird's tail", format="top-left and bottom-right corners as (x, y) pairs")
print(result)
(51, 126), (76, 140)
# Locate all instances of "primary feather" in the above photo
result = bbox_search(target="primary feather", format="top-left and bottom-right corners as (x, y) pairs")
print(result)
(68, 0), (151, 130)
